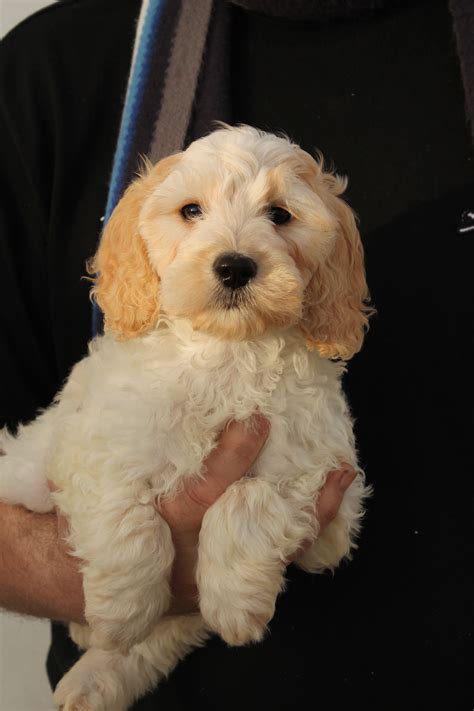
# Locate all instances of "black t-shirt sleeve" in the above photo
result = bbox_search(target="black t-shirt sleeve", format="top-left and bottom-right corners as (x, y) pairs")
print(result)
(0, 21), (60, 428)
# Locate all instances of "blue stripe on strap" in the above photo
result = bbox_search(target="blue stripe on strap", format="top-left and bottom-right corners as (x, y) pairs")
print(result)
(92, 0), (165, 336)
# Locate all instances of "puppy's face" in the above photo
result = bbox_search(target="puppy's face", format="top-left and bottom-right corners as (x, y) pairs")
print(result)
(139, 129), (338, 341)
(91, 126), (371, 359)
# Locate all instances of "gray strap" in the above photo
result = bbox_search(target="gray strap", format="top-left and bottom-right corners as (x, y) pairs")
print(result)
(450, 0), (474, 143)
(149, 0), (214, 162)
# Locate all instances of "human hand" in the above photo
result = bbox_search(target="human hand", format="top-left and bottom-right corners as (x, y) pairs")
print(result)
(159, 414), (356, 614)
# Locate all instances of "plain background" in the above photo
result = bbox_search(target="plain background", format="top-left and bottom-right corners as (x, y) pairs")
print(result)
(1, 3), (58, 709)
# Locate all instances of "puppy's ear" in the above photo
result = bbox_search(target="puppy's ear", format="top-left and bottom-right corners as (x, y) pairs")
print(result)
(302, 169), (373, 360)
(89, 154), (181, 339)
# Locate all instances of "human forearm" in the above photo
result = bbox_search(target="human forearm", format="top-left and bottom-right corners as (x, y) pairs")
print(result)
(0, 502), (85, 623)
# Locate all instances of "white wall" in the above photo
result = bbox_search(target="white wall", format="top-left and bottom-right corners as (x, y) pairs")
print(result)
(0, 615), (55, 711)
(0, 0), (57, 38)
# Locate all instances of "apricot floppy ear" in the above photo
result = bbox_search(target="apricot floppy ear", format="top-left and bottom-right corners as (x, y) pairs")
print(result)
(88, 154), (181, 340)
(301, 170), (373, 360)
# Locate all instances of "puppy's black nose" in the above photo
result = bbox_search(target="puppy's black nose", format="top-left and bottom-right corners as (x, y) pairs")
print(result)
(213, 253), (258, 290)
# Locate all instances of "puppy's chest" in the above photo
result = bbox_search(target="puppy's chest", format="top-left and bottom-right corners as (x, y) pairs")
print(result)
(148, 337), (312, 426)
(138, 335), (347, 489)
(74, 332), (348, 493)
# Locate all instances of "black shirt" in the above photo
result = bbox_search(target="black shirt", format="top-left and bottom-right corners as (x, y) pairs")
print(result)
(1, 1), (472, 709)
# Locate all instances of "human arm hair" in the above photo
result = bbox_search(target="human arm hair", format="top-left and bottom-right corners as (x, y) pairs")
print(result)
(0, 502), (84, 623)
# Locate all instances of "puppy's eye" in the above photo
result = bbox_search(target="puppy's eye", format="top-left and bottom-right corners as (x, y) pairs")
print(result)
(181, 203), (203, 221)
(269, 206), (292, 225)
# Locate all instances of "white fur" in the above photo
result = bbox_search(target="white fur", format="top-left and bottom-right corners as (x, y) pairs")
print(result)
(0, 126), (369, 710)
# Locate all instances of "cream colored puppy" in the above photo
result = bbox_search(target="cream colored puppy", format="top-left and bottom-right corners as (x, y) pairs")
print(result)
(0, 125), (372, 710)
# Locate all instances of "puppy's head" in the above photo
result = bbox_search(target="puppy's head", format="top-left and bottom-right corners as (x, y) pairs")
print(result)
(91, 125), (371, 359)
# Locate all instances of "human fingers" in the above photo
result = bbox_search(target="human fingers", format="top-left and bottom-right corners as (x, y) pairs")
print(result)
(316, 464), (356, 531)
(159, 415), (270, 533)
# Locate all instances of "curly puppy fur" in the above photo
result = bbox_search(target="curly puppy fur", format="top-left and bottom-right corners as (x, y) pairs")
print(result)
(0, 125), (372, 710)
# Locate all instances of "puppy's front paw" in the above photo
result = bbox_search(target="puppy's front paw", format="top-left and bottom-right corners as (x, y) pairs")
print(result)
(199, 585), (275, 647)
(205, 604), (271, 647)
(297, 513), (352, 573)
(198, 557), (284, 646)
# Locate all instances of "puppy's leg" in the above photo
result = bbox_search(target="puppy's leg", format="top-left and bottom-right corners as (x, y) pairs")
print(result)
(0, 452), (53, 513)
(297, 469), (368, 573)
(59, 489), (175, 654)
(0, 422), (55, 513)
(69, 622), (93, 651)
(197, 478), (313, 646)
(54, 615), (208, 711)
(0, 359), (88, 513)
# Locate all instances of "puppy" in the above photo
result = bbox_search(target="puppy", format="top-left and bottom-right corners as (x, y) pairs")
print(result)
(0, 125), (372, 710)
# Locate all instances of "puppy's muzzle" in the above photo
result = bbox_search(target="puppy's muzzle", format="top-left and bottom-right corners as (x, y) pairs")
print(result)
(213, 253), (258, 290)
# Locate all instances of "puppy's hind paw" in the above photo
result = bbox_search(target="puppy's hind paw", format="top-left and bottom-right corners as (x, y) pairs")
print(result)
(54, 689), (95, 711)
(54, 680), (107, 711)
(53, 650), (128, 711)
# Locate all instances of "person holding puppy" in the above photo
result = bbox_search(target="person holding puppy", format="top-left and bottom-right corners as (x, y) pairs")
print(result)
(0, 0), (473, 709)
